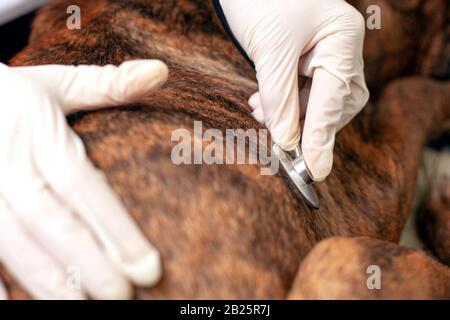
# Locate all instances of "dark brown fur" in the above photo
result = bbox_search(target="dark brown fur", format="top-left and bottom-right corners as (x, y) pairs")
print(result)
(1, 0), (449, 299)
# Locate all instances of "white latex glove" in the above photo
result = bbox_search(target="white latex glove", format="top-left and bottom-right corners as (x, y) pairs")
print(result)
(220, 0), (370, 181)
(0, 60), (168, 300)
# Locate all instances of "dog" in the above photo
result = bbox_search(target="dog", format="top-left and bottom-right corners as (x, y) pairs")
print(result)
(1, 0), (449, 299)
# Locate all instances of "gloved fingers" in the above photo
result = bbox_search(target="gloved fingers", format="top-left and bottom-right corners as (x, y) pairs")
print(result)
(248, 80), (311, 126)
(254, 47), (302, 151)
(309, 3), (365, 85)
(248, 92), (261, 111)
(0, 279), (7, 300)
(61, 163), (162, 288)
(248, 92), (265, 124)
(7, 185), (132, 300)
(36, 124), (161, 287)
(302, 68), (347, 182)
(0, 196), (85, 300)
(64, 165), (162, 287)
(337, 81), (370, 132)
(12, 60), (169, 115)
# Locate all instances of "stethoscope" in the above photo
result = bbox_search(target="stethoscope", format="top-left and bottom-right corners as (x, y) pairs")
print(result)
(212, 0), (320, 209)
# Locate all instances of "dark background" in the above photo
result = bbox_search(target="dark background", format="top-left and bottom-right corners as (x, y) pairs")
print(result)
(0, 12), (36, 64)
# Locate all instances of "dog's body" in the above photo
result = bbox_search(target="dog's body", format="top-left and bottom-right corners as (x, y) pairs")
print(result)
(1, 0), (449, 299)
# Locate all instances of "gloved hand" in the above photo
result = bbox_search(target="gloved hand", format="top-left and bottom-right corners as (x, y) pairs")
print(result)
(220, 0), (370, 181)
(0, 60), (168, 300)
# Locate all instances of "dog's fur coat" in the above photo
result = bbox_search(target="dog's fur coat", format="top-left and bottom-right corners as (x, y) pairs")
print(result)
(1, 0), (449, 299)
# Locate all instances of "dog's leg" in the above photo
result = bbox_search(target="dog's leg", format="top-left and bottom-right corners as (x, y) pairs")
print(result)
(287, 236), (450, 299)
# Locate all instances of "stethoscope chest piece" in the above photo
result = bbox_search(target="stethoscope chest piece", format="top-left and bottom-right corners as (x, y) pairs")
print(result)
(272, 144), (320, 209)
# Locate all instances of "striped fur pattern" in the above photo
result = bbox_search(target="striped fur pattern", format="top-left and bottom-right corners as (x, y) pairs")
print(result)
(1, 0), (449, 299)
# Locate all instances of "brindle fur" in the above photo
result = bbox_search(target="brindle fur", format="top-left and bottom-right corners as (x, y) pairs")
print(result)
(1, 0), (449, 299)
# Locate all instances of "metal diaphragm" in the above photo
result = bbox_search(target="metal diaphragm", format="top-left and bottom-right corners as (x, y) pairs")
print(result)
(272, 144), (320, 209)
